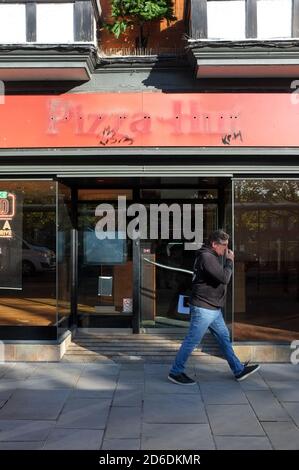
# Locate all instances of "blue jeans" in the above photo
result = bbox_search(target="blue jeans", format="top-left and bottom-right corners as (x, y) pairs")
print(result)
(170, 305), (244, 377)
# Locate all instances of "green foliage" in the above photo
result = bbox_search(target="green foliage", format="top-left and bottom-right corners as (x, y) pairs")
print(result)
(105, 0), (176, 39)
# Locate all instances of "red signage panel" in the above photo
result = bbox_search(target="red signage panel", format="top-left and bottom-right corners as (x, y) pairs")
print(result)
(0, 92), (299, 148)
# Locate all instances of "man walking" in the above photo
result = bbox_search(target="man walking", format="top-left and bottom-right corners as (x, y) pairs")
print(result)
(168, 229), (260, 385)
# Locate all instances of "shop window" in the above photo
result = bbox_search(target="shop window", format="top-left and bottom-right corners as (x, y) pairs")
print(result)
(0, 181), (56, 328)
(207, 0), (246, 39)
(234, 179), (299, 343)
(0, 4), (26, 43)
(257, 0), (292, 39)
(36, 3), (74, 43)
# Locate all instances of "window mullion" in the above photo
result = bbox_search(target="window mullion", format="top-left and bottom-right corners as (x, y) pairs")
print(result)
(25, 3), (36, 42)
(191, 0), (208, 39)
(246, 0), (257, 38)
(293, 0), (299, 37)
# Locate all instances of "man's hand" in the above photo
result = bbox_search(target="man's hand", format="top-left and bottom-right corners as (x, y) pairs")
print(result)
(226, 249), (234, 261)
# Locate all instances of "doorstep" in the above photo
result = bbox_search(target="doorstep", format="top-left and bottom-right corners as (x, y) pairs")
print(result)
(233, 344), (292, 363)
(0, 330), (73, 362)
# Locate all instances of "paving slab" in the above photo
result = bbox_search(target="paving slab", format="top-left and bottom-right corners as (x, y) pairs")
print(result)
(141, 423), (215, 450)
(143, 394), (208, 424)
(113, 384), (144, 407)
(32, 363), (85, 376)
(245, 390), (292, 421)
(0, 441), (44, 450)
(105, 407), (142, 439)
(0, 365), (13, 379)
(238, 374), (269, 391)
(262, 422), (299, 450)
(120, 364), (145, 371)
(56, 398), (111, 429)
(259, 364), (299, 383)
(200, 381), (248, 404)
(194, 364), (233, 382)
(1, 364), (37, 381)
(281, 402), (299, 426)
(117, 370), (145, 384)
(81, 364), (121, 377)
(215, 436), (272, 450)
(72, 375), (117, 398)
(0, 419), (53, 441)
(206, 404), (265, 436)
(144, 364), (173, 375)
(43, 427), (104, 450)
(14, 377), (77, 390)
(101, 439), (140, 450)
(0, 389), (70, 420)
(0, 380), (25, 399)
(31, 364), (84, 386)
(267, 381), (299, 402)
(144, 364), (195, 376)
(145, 377), (200, 395)
(0, 389), (15, 401)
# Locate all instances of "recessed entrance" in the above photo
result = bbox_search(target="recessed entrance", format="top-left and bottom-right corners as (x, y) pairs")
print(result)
(67, 177), (232, 331)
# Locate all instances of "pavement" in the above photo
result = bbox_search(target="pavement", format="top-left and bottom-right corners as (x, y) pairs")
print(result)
(0, 361), (299, 450)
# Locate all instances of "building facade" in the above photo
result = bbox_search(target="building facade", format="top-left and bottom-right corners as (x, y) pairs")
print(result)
(0, 0), (299, 362)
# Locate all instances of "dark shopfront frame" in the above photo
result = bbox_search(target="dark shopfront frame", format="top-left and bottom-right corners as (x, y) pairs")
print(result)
(0, 156), (230, 341)
(1, 148), (299, 342)
(72, 180), (225, 332)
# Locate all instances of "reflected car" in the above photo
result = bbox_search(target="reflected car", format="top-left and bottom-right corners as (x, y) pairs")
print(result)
(22, 240), (56, 275)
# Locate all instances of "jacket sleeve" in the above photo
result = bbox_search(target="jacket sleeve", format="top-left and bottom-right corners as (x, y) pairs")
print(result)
(202, 254), (233, 285)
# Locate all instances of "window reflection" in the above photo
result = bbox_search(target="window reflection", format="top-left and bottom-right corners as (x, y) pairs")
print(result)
(144, 203), (218, 327)
(234, 180), (299, 342)
(0, 181), (56, 326)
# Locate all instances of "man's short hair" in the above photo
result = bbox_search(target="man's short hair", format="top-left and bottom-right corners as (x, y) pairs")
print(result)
(208, 229), (229, 246)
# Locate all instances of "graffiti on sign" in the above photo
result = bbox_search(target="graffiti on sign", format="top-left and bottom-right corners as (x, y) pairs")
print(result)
(222, 131), (243, 146)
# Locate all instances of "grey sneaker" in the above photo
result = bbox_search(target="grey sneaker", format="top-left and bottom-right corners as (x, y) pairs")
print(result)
(235, 364), (260, 381)
(168, 372), (196, 385)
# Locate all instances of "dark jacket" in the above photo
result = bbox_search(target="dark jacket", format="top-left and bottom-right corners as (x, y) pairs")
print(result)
(190, 244), (233, 310)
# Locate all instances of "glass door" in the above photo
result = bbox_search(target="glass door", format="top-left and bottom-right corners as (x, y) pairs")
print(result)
(140, 204), (219, 329)
(139, 186), (221, 329)
(77, 189), (133, 328)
